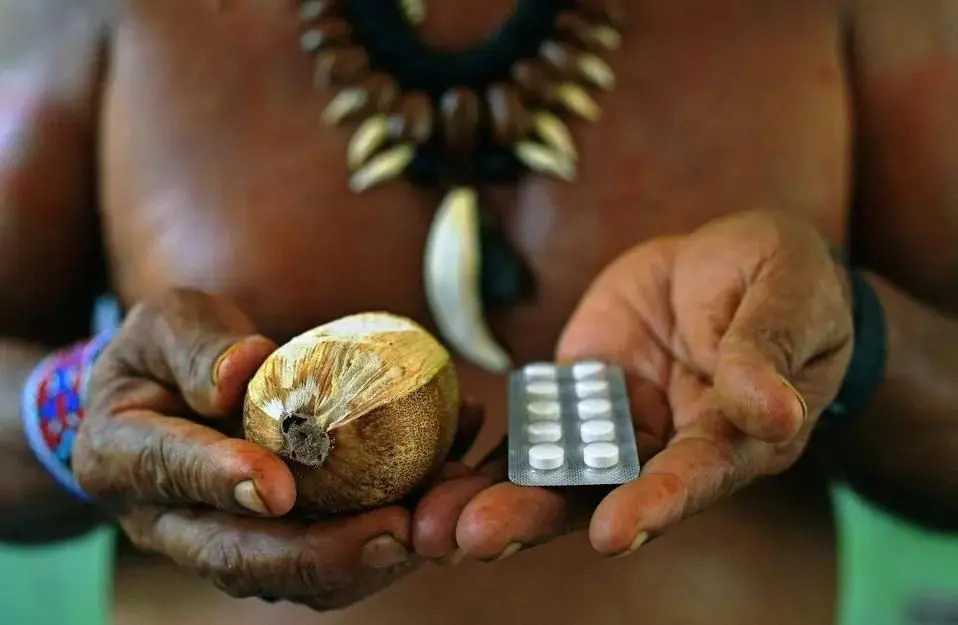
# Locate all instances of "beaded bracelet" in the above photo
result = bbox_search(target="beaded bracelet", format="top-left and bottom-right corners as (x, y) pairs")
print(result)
(21, 328), (115, 502)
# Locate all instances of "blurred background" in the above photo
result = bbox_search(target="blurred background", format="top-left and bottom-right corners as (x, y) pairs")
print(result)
(4, 483), (958, 624)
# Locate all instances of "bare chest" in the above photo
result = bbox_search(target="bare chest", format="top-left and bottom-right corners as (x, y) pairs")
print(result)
(101, 0), (849, 348)
(102, 3), (847, 623)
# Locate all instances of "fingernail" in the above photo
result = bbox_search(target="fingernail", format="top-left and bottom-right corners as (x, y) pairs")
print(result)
(234, 480), (269, 514)
(493, 542), (523, 562)
(438, 549), (467, 566)
(613, 531), (649, 558)
(212, 341), (245, 386)
(360, 535), (409, 569)
(776, 374), (808, 424)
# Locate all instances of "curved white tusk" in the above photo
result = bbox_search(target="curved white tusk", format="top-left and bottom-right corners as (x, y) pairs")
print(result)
(423, 187), (513, 373)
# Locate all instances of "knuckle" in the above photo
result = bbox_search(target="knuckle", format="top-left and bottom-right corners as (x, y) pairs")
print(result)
(655, 471), (685, 497)
(194, 534), (260, 598)
(132, 429), (182, 501)
(694, 435), (743, 504)
(652, 471), (694, 513)
(291, 547), (376, 610)
(293, 548), (337, 596)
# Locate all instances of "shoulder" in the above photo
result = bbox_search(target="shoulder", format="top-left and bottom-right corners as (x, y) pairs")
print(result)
(845, 0), (958, 309)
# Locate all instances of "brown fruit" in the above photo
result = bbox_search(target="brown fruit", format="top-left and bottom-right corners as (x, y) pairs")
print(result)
(243, 312), (460, 515)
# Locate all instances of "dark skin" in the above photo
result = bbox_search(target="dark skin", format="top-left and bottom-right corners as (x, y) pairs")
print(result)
(3, 0), (958, 624)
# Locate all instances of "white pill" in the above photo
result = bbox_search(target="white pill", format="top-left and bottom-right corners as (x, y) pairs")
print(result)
(523, 362), (557, 379)
(572, 361), (606, 379)
(527, 400), (561, 420)
(529, 443), (565, 470)
(575, 380), (609, 398)
(583, 442), (620, 468)
(526, 381), (559, 398)
(580, 419), (616, 443)
(577, 398), (613, 420)
(528, 421), (562, 443)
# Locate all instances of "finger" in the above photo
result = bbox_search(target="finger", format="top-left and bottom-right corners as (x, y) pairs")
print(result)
(454, 481), (606, 561)
(411, 473), (496, 559)
(713, 231), (853, 443)
(556, 237), (677, 367)
(116, 289), (278, 418)
(713, 337), (809, 444)
(412, 437), (501, 558)
(555, 249), (674, 448)
(714, 273), (849, 443)
(74, 408), (296, 515)
(137, 505), (417, 605)
(589, 414), (758, 556)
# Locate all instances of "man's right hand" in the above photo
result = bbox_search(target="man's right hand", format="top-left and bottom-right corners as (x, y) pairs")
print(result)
(71, 289), (429, 610)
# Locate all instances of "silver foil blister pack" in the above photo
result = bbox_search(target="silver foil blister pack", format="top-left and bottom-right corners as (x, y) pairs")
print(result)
(507, 361), (641, 487)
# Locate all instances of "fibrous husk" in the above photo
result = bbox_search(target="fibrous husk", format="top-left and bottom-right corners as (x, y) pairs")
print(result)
(243, 312), (460, 515)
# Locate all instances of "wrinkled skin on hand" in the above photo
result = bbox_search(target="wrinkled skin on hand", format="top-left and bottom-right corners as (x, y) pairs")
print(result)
(69, 209), (853, 607)
(414, 210), (854, 561)
(71, 289), (484, 610)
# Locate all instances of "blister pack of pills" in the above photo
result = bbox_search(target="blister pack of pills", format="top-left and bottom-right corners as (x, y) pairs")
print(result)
(507, 361), (641, 488)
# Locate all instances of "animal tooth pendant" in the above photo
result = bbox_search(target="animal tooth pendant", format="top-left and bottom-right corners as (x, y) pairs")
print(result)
(553, 82), (602, 121)
(349, 144), (415, 192)
(515, 140), (576, 181)
(348, 115), (390, 169)
(423, 187), (512, 373)
(293, 0), (631, 374)
(578, 53), (616, 90)
(322, 88), (368, 126)
(531, 111), (578, 160)
(590, 24), (622, 50)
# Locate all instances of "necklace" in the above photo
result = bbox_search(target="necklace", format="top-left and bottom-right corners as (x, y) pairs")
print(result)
(297, 0), (624, 372)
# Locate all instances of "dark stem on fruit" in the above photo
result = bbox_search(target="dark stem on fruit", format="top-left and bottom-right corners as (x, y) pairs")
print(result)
(281, 414), (331, 467)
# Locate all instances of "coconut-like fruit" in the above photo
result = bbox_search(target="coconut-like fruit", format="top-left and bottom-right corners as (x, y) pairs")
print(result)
(243, 312), (460, 515)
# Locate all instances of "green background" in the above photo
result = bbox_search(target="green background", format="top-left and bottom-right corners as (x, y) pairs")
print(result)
(1, 485), (957, 625)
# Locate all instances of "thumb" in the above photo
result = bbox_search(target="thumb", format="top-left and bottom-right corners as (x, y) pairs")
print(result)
(713, 282), (811, 444)
(121, 289), (278, 418)
(714, 335), (808, 444)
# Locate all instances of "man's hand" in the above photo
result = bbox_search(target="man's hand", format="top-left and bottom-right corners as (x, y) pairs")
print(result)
(71, 289), (481, 610)
(415, 210), (853, 560)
